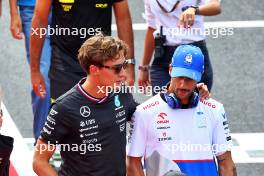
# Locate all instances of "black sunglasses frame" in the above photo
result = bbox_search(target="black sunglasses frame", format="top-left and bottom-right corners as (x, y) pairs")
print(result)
(99, 60), (129, 74)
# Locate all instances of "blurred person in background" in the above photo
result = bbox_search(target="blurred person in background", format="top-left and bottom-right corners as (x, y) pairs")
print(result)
(30, 0), (135, 104)
(9, 0), (51, 141)
(0, 89), (14, 176)
(138, 0), (221, 94)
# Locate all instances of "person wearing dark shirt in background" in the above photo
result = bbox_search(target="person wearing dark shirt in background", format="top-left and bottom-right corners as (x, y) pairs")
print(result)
(30, 0), (135, 103)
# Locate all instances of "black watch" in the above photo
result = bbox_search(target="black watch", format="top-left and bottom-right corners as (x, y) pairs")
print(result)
(191, 5), (200, 15)
(182, 5), (200, 15)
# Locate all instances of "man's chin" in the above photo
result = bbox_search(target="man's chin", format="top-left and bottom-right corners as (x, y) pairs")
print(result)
(175, 90), (192, 101)
(176, 90), (189, 96)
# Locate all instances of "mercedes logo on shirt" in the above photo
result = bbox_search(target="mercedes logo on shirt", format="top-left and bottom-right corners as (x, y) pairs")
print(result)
(80, 106), (91, 118)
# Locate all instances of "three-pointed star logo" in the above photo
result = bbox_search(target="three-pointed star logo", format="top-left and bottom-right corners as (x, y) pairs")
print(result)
(80, 106), (91, 118)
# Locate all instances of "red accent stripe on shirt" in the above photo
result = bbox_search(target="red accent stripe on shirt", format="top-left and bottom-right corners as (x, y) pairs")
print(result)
(173, 159), (214, 163)
(9, 162), (19, 176)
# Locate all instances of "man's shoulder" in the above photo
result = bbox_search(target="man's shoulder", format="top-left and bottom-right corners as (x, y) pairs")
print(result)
(198, 98), (226, 122)
(199, 98), (223, 111)
(55, 86), (80, 108)
(136, 94), (164, 112)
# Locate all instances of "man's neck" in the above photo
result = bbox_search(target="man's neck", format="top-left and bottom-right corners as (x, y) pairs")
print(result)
(81, 77), (106, 99)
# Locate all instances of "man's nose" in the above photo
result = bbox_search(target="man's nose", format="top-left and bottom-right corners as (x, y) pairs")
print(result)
(119, 67), (127, 79)
(179, 78), (186, 86)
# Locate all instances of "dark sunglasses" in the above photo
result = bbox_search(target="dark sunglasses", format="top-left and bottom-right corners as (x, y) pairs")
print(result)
(100, 60), (128, 74)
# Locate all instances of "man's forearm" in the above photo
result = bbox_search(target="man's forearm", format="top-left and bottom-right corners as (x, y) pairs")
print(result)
(113, 0), (134, 58)
(114, 2), (135, 85)
(127, 157), (145, 176)
(141, 27), (155, 66)
(33, 139), (57, 176)
(30, 15), (47, 73)
(9, 0), (19, 16)
(116, 13), (134, 59)
(33, 160), (57, 176)
(198, 0), (221, 16)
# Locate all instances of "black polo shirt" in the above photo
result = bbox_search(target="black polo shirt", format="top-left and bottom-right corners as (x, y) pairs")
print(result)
(40, 82), (138, 176)
(50, 0), (123, 73)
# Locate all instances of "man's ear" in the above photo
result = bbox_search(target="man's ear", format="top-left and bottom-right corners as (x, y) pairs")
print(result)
(169, 64), (172, 75)
(89, 65), (100, 75)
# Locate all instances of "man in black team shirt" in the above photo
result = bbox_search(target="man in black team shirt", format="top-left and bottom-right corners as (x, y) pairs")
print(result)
(30, 0), (135, 102)
(33, 35), (138, 175)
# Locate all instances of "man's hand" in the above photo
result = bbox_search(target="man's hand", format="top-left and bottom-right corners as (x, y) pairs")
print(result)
(178, 7), (196, 28)
(125, 64), (135, 86)
(197, 82), (210, 100)
(31, 71), (46, 98)
(217, 151), (237, 176)
(10, 13), (23, 39)
(138, 69), (151, 94)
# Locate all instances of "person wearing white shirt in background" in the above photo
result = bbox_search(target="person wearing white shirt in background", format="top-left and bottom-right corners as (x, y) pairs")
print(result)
(138, 0), (221, 94)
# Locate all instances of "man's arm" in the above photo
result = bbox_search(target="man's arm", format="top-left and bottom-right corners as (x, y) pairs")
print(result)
(33, 139), (57, 175)
(30, 0), (52, 97)
(179, 0), (221, 28)
(138, 26), (155, 89)
(216, 151), (237, 176)
(9, 0), (23, 39)
(197, 0), (221, 16)
(127, 156), (144, 176)
(113, 0), (135, 86)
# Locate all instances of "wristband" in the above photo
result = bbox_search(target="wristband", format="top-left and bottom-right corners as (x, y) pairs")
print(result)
(138, 65), (150, 71)
(182, 5), (200, 15)
(127, 58), (136, 65)
(190, 5), (200, 15)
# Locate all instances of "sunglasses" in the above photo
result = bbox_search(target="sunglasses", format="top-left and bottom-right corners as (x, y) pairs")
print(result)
(100, 60), (128, 74)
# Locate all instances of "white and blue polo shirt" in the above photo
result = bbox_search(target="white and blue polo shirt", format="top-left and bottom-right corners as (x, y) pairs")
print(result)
(128, 93), (232, 176)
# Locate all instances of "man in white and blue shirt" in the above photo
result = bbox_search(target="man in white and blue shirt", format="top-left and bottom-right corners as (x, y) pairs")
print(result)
(127, 45), (236, 176)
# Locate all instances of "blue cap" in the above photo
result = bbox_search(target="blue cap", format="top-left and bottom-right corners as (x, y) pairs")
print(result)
(170, 45), (204, 82)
